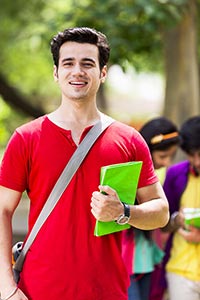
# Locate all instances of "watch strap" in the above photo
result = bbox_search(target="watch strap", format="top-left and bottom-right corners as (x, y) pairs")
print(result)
(122, 202), (130, 217)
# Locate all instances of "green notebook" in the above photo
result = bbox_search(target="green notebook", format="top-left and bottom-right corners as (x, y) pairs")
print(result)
(184, 208), (200, 228)
(94, 161), (142, 236)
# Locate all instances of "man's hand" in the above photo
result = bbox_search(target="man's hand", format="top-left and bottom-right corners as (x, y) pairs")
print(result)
(91, 185), (124, 222)
(0, 287), (28, 300)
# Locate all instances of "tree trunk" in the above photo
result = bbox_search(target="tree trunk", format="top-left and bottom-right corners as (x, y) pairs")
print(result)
(163, 0), (199, 127)
(0, 73), (45, 118)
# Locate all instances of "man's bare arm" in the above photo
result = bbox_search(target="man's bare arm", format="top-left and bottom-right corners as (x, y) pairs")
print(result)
(91, 181), (169, 230)
(0, 186), (28, 299)
(130, 181), (169, 229)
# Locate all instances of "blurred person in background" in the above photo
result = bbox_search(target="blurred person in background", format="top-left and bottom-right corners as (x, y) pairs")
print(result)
(162, 116), (200, 300)
(122, 117), (180, 300)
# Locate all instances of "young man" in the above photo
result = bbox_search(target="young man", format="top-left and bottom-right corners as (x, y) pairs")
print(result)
(0, 27), (169, 300)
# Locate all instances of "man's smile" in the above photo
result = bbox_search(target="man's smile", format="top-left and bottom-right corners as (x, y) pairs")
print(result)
(69, 80), (88, 86)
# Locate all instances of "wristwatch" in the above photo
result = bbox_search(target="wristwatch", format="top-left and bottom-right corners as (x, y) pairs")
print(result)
(116, 202), (130, 225)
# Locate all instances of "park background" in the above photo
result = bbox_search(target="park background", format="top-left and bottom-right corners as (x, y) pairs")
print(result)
(0, 0), (200, 240)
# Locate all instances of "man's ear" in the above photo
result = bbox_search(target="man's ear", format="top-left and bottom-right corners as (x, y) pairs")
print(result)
(53, 65), (58, 82)
(100, 65), (107, 83)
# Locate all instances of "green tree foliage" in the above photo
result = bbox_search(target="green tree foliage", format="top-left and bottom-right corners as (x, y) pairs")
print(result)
(0, 0), (58, 99)
(0, 0), (74, 146)
(66, 0), (188, 71)
(0, 0), (195, 148)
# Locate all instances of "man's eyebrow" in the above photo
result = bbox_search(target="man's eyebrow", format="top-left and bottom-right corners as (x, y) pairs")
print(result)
(82, 58), (96, 64)
(61, 57), (96, 64)
(61, 57), (74, 63)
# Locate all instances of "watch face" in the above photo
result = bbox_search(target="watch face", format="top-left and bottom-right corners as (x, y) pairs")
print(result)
(116, 215), (130, 225)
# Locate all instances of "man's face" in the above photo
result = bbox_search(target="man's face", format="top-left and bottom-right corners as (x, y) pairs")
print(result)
(187, 149), (200, 175)
(54, 41), (107, 102)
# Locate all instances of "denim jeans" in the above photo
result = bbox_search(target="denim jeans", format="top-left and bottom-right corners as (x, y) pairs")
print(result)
(128, 273), (151, 300)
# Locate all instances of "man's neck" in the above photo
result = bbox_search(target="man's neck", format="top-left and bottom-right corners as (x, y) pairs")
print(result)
(48, 104), (102, 145)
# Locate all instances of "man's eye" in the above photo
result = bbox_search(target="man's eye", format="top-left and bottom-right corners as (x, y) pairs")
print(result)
(63, 62), (73, 66)
(83, 63), (93, 67)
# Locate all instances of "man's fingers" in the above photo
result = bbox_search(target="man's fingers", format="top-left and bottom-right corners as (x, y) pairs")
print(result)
(98, 185), (117, 196)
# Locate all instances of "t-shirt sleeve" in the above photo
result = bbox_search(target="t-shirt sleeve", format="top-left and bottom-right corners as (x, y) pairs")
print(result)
(130, 130), (158, 188)
(0, 130), (29, 192)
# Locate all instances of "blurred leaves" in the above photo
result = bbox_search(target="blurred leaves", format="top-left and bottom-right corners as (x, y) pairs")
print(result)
(0, 0), (193, 147)
(65, 0), (188, 70)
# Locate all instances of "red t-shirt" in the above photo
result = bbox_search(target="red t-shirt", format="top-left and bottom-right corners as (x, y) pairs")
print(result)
(0, 116), (157, 300)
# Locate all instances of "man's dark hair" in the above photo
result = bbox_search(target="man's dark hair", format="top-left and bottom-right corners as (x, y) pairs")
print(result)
(140, 117), (180, 153)
(180, 115), (200, 154)
(50, 27), (110, 70)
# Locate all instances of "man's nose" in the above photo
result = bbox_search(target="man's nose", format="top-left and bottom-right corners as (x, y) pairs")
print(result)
(72, 64), (85, 75)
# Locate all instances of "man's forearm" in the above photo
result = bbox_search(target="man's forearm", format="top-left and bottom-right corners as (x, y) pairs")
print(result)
(0, 212), (17, 296)
(128, 198), (169, 230)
